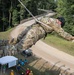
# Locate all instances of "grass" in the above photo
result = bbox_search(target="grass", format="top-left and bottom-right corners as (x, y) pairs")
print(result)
(42, 34), (74, 56)
(0, 28), (14, 40)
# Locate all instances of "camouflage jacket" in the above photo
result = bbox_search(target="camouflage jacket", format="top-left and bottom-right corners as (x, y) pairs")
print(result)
(40, 16), (73, 41)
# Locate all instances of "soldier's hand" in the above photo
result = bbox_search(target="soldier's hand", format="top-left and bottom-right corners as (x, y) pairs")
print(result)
(71, 37), (74, 40)
(72, 40), (74, 43)
(71, 37), (74, 42)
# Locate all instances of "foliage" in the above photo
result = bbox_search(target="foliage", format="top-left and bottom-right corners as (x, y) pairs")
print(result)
(12, 9), (19, 26)
(0, 0), (56, 31)
(56, 0), (74, 35)
(38, 0), (57, 10)
(1, 0), (74, 35)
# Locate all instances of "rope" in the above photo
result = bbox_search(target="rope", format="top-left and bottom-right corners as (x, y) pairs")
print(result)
(18, 0), (51, 28)
(18, 0), (37, 22)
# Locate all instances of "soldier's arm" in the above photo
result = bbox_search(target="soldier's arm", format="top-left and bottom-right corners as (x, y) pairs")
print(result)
(49, 19), (73, 41)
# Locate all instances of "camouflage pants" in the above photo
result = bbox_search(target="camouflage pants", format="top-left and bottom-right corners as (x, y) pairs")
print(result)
(15, 24), (46, 52)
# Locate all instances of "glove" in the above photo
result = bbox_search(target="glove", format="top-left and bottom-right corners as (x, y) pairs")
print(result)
(71, 37), (74, 43)
(72, 40), (74, 43)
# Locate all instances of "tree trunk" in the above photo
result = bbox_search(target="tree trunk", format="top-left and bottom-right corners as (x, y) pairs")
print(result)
(9, 11), (12, 27)
(2, 11), (5, 31)
(9, 0), (12, 27)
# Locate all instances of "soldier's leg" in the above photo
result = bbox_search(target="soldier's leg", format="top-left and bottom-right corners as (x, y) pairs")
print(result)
(9, 25), (33, 45)
(15, 24), (46, 52)
(17, 25), (33, 42)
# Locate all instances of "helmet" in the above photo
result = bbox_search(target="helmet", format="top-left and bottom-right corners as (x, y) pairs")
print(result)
(57, 17), (65, 27)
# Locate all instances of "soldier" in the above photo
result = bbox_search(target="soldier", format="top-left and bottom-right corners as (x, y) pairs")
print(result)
(10, 70), (14, 75)
(29, 71), (33, 75)
(16, 64), (21, 71)
(8, 16), (74, 54)
(25, 68), (30, 75)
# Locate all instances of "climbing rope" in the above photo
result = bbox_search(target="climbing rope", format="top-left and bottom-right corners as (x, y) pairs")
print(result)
(18, 0), (51, 28)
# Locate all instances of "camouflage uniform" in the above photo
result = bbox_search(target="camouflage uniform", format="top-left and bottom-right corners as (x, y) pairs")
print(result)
(8, 16), (74, 54)
(15, 24), (46, 52)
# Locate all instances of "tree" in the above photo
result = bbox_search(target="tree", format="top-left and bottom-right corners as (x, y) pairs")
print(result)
(12, 9), (19, 26)
(1, 0), (9, 31)
(25, 0), (38, 17)
(0, 0), (57, 31)
(56, 0), (74, 35)
(18, 0), (26, 20)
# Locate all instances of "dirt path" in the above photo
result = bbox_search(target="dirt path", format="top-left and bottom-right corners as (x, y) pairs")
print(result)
(31, 40), (74, 73)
